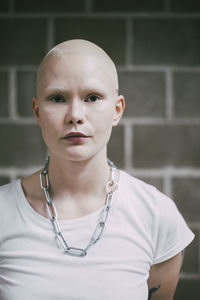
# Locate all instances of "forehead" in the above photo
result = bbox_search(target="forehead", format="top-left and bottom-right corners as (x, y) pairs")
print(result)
(37, 52), (117, 96)
(44, 54), (111, 82)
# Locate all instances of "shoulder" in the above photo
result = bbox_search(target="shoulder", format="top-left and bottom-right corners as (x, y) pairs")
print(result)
(119, 171), (194, 264)
(119, 170), (179, 213)
(0, 180), (21, 226)
(0, 180), (19, 199)
(119, 170), (156, 194)
(119, 169), (191, 227)
(118, 170), (194, 235)
(0, 180), (20, 207)
(118, 170), (160, 213)
(117, 170), (163, 239)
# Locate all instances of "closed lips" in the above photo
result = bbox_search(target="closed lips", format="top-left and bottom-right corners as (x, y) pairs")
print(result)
(63, 132), (88, 138)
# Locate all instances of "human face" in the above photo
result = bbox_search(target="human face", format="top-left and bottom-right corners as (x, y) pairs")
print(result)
(33, 54), (124, 162)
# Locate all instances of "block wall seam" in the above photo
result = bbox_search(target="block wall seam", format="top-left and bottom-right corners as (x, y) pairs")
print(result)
(9, 0), (14, 13)
(2, 66), (200, 72)
(120, 118), (200, 125)
(3, 168), (200, 179)
(163, 173), (172, 197)
(46, 17), (55, 51)
(9, 68), (17, 120)
(0, 66), (38, 71)
(85, 0), (93, 13)
(198, 235), (200, 274)
(164, 0), (171, 12)
(0, 118), (36, 124)
(165, 68), (174, 121)
(1, 12), (200, 18)
(188, 224), (200, 230)
(1, 118), (200, 126)
(180, 273), (200, 279)
(4, 66), (200, 74)
(0, 166), (42, 178)
(117, 66), (200, 72)
(129, 168), (200, 177)
(125, 17), (133, 66)
(124, 124), (133, 171)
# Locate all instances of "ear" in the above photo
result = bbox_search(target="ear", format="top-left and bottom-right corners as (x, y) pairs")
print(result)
(32, 97), (41, 126)
(112, 95), (125, 127)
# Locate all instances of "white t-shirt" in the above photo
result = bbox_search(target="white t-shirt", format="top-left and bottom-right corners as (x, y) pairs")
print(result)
(0, 170), (194, 300)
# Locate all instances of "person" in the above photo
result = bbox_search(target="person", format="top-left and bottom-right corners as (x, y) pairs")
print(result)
(0, 39), (194, 300)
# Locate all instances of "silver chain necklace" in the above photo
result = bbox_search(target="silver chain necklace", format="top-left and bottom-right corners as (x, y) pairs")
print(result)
(40, 157), (118, 257)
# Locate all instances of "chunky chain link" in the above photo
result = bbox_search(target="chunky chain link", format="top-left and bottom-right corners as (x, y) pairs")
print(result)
(40, 157), (118, 257)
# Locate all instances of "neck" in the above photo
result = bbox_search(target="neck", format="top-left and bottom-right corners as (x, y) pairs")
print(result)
(47, 152), (111, 200)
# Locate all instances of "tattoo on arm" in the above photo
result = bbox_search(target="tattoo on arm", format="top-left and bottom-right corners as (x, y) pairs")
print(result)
(148, 284), (161, 300)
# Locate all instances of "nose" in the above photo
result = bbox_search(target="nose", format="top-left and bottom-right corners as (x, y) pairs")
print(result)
(66, 98), (84, 125)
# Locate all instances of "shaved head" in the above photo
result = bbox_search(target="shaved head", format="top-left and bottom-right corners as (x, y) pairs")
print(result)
(36, 39), (119, 98)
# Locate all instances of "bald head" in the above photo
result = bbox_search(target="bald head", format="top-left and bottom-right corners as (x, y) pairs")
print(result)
(36, 39), (119, 98)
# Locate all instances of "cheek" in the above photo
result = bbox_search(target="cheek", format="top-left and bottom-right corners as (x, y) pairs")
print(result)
(101, 105), (115, 126)
(40, 107), (61, 126)
(92, 108), (114, 137)
(92, 102), (115, 122)
(39, 109), (63, 141)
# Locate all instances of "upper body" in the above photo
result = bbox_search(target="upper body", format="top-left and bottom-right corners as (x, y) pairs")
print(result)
(0, 39), (194, 299)
(0, 170), (194, 300)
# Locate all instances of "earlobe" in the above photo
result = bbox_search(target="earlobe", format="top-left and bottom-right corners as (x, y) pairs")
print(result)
(32, 97), (40, 125)
(112, 95), (125, 127)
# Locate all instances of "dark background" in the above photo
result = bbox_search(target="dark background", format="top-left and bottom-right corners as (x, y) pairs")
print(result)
(0, 0), (199, 298)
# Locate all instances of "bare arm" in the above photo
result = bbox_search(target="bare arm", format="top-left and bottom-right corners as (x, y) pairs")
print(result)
(147, 252), (184, 300)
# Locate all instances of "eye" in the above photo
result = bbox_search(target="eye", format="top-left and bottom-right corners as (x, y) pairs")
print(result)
(86, 95), (101, 103)
(49, 95), (65, 103)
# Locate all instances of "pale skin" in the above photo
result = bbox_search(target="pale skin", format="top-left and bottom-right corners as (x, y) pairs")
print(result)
(21, 39), (183, 299)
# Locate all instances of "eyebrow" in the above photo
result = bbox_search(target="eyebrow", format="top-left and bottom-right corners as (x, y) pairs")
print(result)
(45, 86), (106, 95)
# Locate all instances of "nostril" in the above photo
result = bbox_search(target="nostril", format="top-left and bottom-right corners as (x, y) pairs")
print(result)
(69, 119), (83, 124)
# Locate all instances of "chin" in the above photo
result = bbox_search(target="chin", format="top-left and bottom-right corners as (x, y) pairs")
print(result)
(55, 149), (94, 163)
(49, 143), (106, 163)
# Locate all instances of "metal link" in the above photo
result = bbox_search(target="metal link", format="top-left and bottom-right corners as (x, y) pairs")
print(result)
(46, 199), (57, 218)
(40, 157), (117, 257)
(90, 221), (105, 244)
(56, 230), (70, 250)
(40, 157), (50, 190)
(66, 247), (87, 257)
(40, 171), (49, 190)
(106, 181), (118, 193)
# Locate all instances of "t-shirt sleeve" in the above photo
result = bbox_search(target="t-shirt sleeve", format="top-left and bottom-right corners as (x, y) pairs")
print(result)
(152, 188), (195, 265)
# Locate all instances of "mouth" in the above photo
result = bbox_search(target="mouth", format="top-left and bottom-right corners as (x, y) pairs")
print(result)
(63, 132), (88, 138)
(62, 132), (89, 143)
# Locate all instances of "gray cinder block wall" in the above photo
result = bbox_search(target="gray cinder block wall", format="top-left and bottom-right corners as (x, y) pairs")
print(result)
(0, 0), (200, 298)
